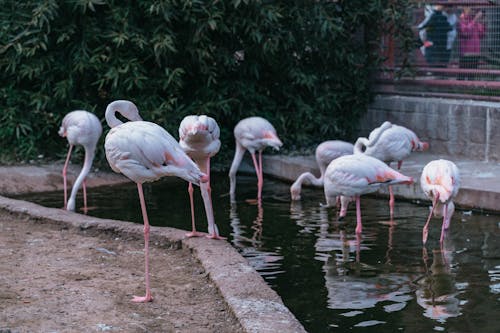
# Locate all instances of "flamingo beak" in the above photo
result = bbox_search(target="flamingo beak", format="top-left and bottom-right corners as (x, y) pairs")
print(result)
(200, 173), (209, 183)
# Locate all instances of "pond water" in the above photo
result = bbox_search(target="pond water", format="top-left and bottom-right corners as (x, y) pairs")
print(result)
(15, 173), (500, 333)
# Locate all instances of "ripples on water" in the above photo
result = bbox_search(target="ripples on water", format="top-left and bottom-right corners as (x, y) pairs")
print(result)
(15, 173), (500, 333)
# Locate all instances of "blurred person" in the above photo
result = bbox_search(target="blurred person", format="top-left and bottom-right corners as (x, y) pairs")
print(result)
(418, 4), (453, 67)
(419, 5), (457, 64)
(458, 6), (485, 79)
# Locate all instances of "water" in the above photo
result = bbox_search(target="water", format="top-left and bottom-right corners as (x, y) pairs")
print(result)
(15, 173), (500, 333)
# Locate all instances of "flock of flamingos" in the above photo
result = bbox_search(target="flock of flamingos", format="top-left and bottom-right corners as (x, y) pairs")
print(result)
(58, 99), (460, 302)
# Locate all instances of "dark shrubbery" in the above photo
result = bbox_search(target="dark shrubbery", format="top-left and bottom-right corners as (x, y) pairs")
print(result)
(0, 0), (414, 166)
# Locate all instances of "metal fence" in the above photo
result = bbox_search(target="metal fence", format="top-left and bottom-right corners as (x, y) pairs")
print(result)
(375, 1), (500, 101)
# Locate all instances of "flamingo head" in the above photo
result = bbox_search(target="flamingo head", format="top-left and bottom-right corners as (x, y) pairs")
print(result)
(413, 141), (429, 151)
(263, 131), (283, 151)
(290, 185), (301, 201)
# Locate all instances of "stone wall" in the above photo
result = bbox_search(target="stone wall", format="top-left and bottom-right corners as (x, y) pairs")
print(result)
(360, 95), (500, 162)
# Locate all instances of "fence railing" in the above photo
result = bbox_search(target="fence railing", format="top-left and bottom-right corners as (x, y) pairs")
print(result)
(375, 1), (500, 101)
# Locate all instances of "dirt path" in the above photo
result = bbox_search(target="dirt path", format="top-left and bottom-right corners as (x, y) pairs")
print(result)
(0, 202), (243, 333)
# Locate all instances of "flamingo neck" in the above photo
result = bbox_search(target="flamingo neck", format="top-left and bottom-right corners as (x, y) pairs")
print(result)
(353, 137), (368, 154)
(105, 105), (123, 128)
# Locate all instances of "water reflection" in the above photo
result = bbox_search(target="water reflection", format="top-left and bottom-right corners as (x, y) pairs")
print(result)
(229, 200), (284, 278)
(416, 244), (463, 323)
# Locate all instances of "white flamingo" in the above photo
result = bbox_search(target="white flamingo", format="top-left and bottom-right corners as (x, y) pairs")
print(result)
(323, 154), (413, 234)
(354, 121), (429, 218)
(58, 110), (102, 212)
(290, 140), (353, 201)
(229, 116), (282, 202)
(420, 159), (460, 244)
(179, 115), (224, 239)
(104, 100), (207, 302)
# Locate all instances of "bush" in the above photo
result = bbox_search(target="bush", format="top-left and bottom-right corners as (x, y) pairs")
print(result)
(0, 0), (414, 167)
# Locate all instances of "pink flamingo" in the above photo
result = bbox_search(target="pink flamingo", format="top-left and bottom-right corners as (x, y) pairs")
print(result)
(420, 159), (460, 244)
(58, 110), (102, 212)
(104, 100), (207, 302)
(290, 140), (353, 201)
(354, 121), (429, 218)
(229, 116), (283, 202)
(323, 154), (413, 234)
(179, 115), (224, 239)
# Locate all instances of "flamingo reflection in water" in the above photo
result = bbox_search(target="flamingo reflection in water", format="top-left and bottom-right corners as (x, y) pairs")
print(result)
(416, 243), (463, 323)
(290, 200), (415, 314)
(229, 202), (282, 274)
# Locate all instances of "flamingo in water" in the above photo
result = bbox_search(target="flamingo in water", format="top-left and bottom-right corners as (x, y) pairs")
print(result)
(229, 116), (283, 202)
(290, 140), (353, 201)
(420, 159), (460, 244)
(354, 121), (429, 218)
(104, 100), (207, 302)
(323, 154), (414, 234)
(179, 115), (224, 239)
(58, 110), (102, 212)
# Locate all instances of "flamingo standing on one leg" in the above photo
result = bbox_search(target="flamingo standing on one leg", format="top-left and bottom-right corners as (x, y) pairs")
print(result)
(354, 121), (429, 218)
(290, 140), (354, 201)
(323, 154), (414, 234)
(58, 110), (103, 212)
(104, 100), (207, 302)
(229, 116), (283, 202)
(179, 115), (224, 239)
(420, 159), (460, 244)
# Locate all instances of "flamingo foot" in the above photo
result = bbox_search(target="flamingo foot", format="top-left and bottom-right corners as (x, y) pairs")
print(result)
(245, 198), (261, 205)
(185, 231), (205, 238)
(206, 234), (227, 240)
(132, 294), (153, 303)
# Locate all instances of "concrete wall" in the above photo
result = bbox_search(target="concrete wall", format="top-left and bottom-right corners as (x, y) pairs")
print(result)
(360, 95), (500, 162)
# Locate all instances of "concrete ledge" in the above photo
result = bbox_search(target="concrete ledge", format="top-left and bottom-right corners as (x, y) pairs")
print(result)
(0, 195), (306, 333)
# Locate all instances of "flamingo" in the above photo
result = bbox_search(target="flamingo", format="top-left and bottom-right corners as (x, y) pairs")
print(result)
(229, 116), (283, 202)
(104, 100), (207, 302)
(420, 159), (460, 244)
(323, 154), (413, 234)
(354, 121), (429, 218)
(290, 140), (353, 201)
(178, 115), (224, 239)
(58, 110), (103, 212)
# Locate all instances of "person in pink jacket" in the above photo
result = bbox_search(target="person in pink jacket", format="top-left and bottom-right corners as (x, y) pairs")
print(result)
(458, 6), (485, 79)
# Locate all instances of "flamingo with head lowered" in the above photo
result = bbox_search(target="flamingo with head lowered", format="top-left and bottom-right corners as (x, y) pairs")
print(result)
(179, 115), (224, 240)
(420, 159), (460, 244)
(354, 121), (428, 218)
(323, 154), (413, 234)
(104, 100), (207, 302)
(290, 140), (354, 201)
(59, 110), (102, 212)
(229, 116), (283, 202)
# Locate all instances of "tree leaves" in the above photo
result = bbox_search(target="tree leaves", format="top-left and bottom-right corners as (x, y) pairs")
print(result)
(0, 0), (414, 163)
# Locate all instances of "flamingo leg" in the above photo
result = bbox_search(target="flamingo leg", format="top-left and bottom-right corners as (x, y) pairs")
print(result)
(133, 183), (153, 303)
(389, 185), (395, 220)
(250, 152), (263, 201)
(423, 194), (440, 244)
(186, 182), (203, 238)
(440, 203), (448, 244)
(355, 196), (362, 234)
(62, 144), (74, 209)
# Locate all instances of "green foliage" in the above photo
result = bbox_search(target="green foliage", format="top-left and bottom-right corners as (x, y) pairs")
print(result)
(0, 0), (415, 166)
